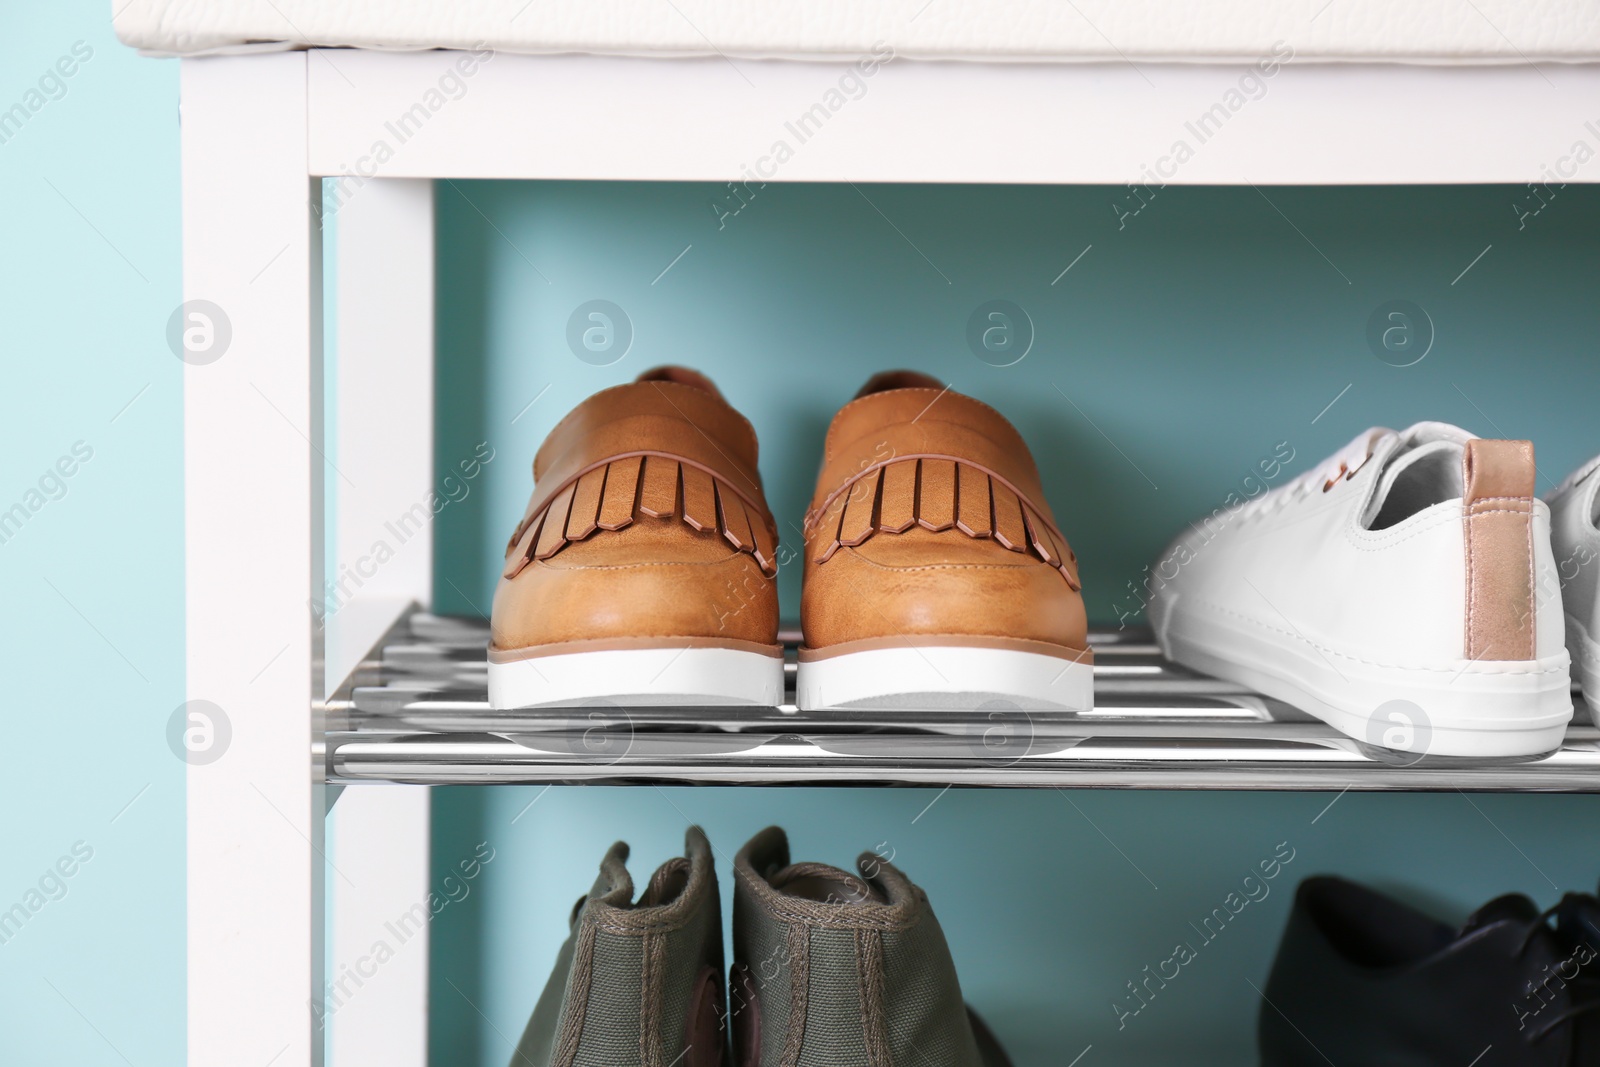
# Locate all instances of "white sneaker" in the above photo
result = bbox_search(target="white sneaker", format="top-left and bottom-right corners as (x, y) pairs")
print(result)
(1548, 453), (1600, 727)
(1148, 423), (1572, 758)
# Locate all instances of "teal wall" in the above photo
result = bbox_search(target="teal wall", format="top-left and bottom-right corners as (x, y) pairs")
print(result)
(429, 180), (1600, 1067)
(431, 788), (1600, 1066)
(3, 2), (1598, 1063)
(431, 180), (1600, 625)
(0, 3), (184, 1065)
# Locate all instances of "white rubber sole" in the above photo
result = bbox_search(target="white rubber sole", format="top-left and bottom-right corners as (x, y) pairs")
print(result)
(487, 645), (783, 709)
(1156, 597), (1573, 758)
(1567, 612), (1600, 727)
(796, 645), (1093, 712)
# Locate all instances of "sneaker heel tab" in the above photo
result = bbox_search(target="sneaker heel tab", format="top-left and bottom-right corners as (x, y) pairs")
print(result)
(1462, 439), (1538, 662)
(1463, 438), (1536, 503)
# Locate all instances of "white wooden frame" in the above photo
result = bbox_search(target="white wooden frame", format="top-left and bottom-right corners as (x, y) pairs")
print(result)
(181, 47), (1600, 1066)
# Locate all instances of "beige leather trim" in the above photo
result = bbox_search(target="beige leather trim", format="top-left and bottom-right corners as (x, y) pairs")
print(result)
(489, 635), (784, 662)
(796, 633), (1092, 663)
(1462, 438), (1537, 662)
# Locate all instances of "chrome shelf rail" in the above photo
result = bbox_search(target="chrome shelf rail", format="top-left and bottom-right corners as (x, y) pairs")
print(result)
(323, 613), (1600, 790)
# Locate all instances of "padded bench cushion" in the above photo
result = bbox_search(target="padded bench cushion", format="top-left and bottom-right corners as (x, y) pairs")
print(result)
(113, 0), (1600, 63)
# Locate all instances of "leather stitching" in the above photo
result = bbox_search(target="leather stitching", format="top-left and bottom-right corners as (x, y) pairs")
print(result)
(1463, 496), (1476, 661)
(1464, 461), (1536, 659)
(532, 556), (759, 572)
(1529, 498), (1537, 657)
(838, 547), (1039, 573)
(1341, 506), (1458, 551)
(804, 630), (1085, 644)
(1183, 596), (1567, 675)
(492, 636), (779, 650)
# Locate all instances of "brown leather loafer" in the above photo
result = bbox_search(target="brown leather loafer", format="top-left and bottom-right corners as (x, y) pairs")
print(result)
(796, 371), (1091, 711)
(489, 366), (782, 708)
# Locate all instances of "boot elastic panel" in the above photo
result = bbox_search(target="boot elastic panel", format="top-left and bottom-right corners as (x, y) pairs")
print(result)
(854, 369), (944, 398)
(635, 364), (724, 400)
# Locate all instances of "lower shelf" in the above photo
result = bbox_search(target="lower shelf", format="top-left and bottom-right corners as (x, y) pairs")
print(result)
(321, 612), (1600, 790)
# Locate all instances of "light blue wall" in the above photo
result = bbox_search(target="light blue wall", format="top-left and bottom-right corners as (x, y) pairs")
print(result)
(428, 180), (1600, 1067)
(0, 3), (184, 1065)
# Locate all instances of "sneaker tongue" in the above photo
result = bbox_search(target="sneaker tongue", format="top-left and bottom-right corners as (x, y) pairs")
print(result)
(1363, 433), (1470, 526)
(1461, 892), (1542, 934)
(1373, 439), (1463, 501)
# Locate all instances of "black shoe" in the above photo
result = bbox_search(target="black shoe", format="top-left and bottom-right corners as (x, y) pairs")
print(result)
(1557, 885), (1600, 978)
(1260, 876), (1600, 1066)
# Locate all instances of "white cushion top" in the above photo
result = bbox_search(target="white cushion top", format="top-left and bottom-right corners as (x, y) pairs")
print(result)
(114, 0), (1600, 63)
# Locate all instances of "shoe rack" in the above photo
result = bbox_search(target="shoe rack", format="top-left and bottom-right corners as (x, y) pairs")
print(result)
(327, 612), (1599, 790)
(178, 50), (1600, 1067)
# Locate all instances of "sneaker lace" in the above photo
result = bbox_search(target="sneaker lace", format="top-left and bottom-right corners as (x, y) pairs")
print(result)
(1239, 429), (1386, 522)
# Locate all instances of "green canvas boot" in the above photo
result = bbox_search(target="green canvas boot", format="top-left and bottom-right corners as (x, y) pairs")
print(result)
(729, 827), (1011, 1067)
(510, 827), (726, 1067)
